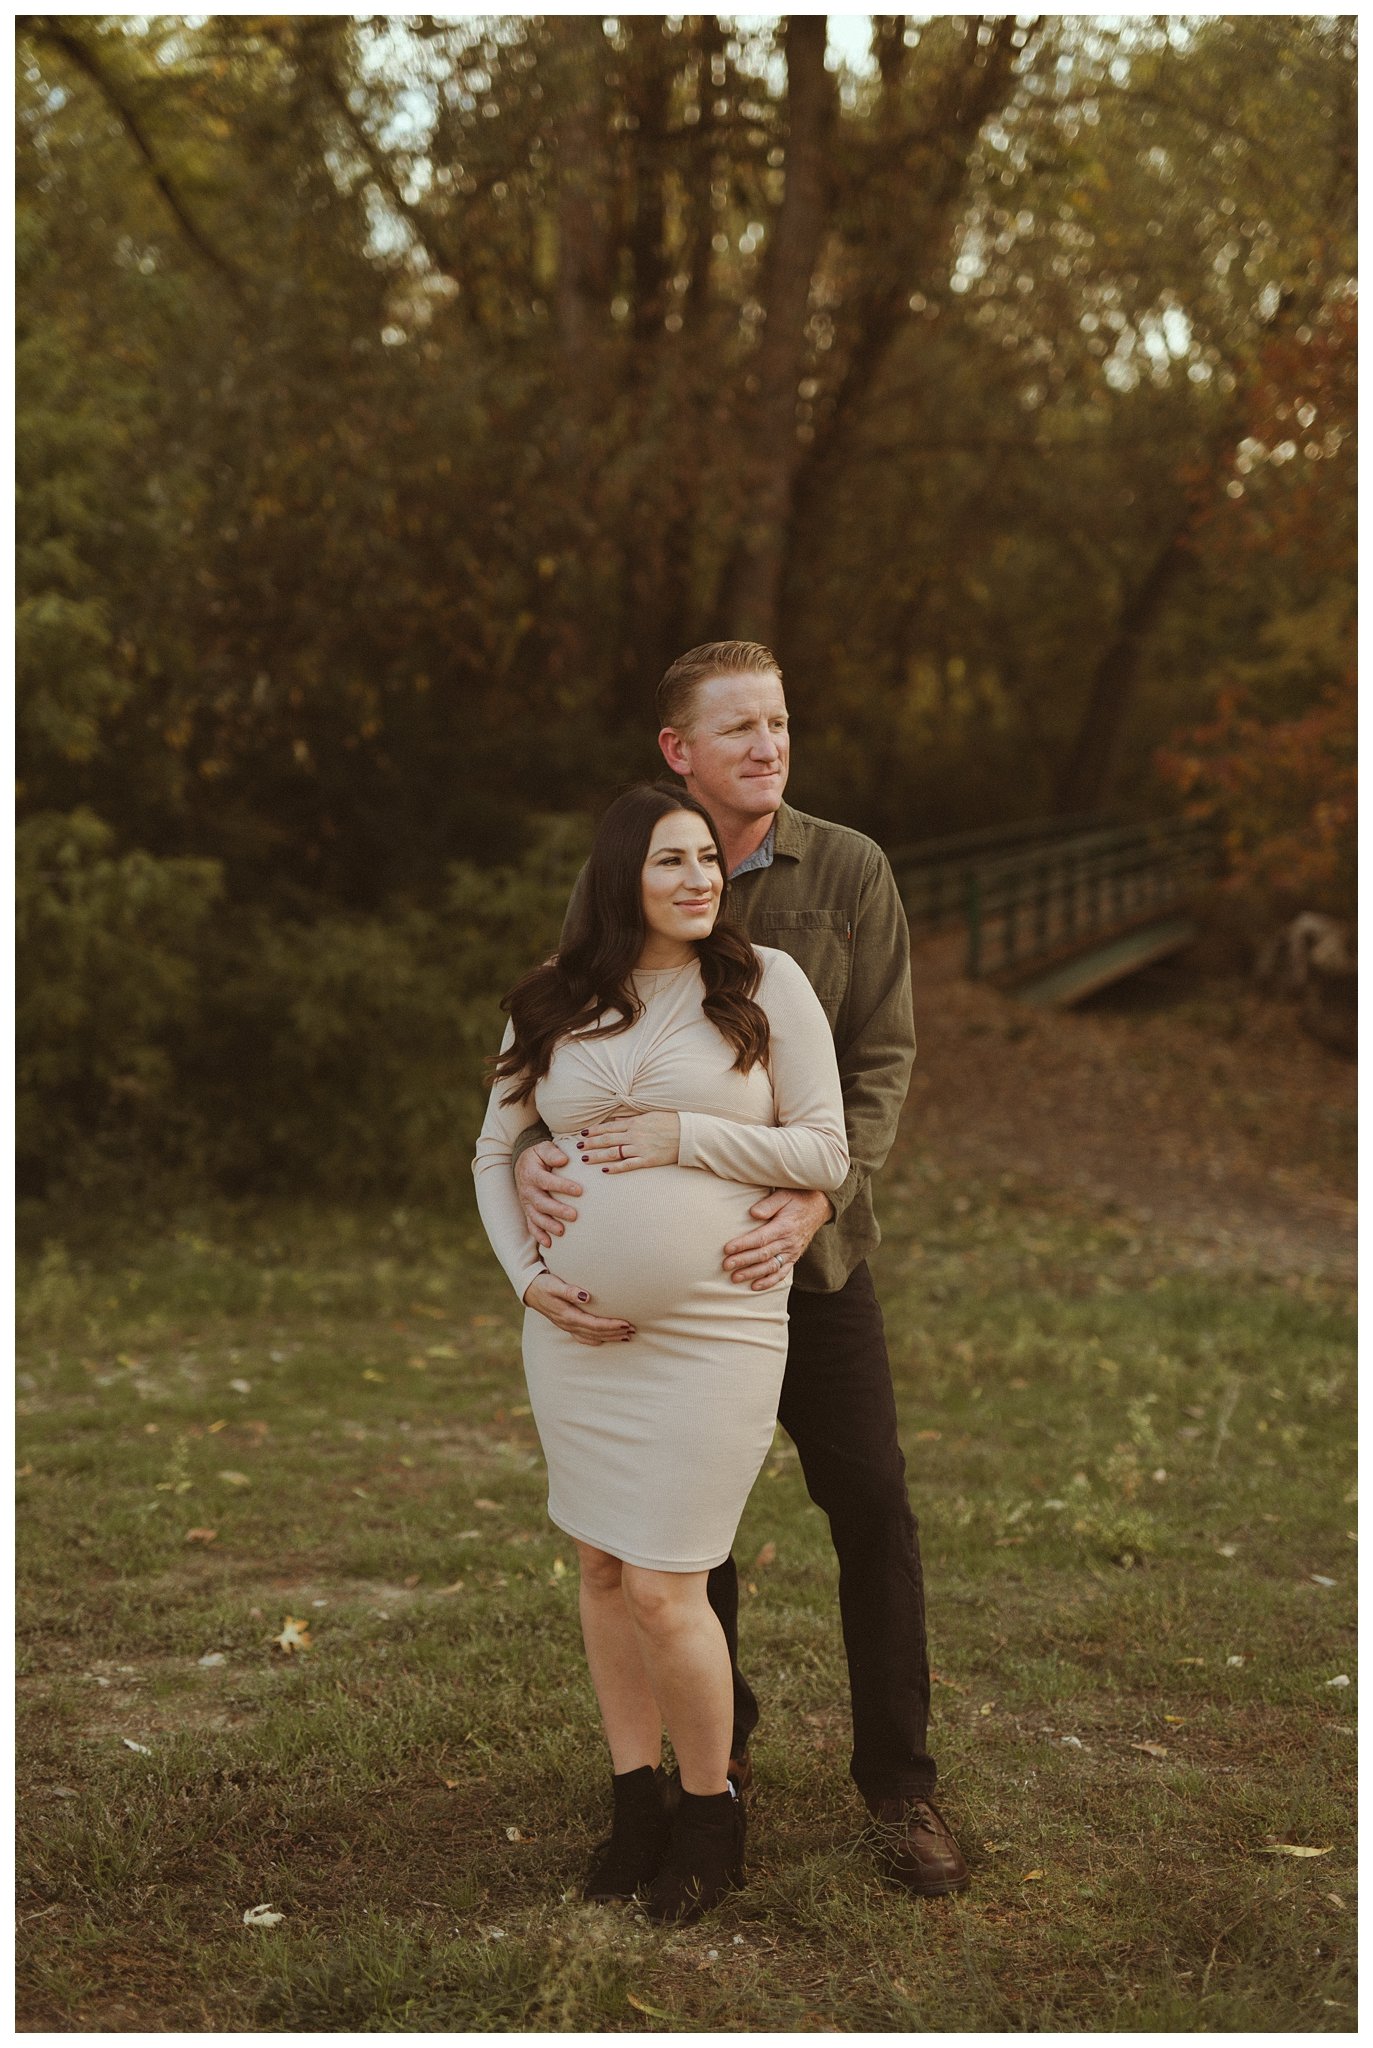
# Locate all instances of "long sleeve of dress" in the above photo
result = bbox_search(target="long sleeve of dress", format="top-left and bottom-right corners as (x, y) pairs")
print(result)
(676, 950), (849, 1193)
(472, 1023), (548, 1303)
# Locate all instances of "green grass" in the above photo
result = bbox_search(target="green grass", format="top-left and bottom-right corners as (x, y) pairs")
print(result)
(16, 1174), (1356, 2030)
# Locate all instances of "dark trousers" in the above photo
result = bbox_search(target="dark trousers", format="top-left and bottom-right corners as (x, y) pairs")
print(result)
(706, 1261), (936, 1805)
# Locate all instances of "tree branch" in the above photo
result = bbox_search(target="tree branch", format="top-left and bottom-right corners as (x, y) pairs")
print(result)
(23, 18), (251, 300)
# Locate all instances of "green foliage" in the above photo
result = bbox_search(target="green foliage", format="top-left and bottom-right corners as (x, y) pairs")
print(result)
(16, 809), (223, 1185)
(13, 15), (1356, 1191)
(17, 813), (586, 1202)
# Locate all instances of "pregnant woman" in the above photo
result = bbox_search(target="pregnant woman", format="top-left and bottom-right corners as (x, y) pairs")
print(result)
(473, 783), (846, 1922)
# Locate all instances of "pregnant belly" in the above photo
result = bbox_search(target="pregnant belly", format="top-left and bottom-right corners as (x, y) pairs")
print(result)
(544, 1145), (768, 1325)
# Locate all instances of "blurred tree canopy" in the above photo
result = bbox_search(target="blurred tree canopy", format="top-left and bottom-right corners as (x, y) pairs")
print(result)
(15, 14), (1356, 1197)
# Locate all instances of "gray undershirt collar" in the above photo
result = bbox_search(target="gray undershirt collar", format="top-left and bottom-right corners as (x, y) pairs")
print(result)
(729, 821), (776, 880)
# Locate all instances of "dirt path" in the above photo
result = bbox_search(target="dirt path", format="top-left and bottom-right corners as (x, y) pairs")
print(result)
(899, 932), (1356, 1277)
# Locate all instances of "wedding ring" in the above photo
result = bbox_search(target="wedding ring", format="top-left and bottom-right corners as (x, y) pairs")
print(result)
(774, 1253), (782, 1270)
(618, 1144), (625, 1160)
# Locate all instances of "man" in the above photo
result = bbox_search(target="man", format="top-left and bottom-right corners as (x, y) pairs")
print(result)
(512, 641), (967, 1895)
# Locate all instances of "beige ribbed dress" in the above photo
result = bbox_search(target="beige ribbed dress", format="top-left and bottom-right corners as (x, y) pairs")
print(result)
(473, 947), (848, 1571)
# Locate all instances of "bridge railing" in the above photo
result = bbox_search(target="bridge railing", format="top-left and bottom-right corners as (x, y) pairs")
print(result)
(890, 813), (1114, 929)
(964, 819), (1219, 982)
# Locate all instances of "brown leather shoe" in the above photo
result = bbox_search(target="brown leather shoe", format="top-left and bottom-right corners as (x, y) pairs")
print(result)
(865, 1795), (970, 1896)
(727, 1751), (754, 1805)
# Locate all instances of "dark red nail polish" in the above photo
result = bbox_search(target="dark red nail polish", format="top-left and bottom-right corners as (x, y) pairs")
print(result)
(577, 1291), (589, 1302)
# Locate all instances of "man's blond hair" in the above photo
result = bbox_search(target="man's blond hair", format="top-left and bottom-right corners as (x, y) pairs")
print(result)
(656, 641), (783, 736)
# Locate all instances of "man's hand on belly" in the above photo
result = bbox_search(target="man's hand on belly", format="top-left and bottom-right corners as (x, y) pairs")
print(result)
(723, 1188), (835, 1290)
(515, 1140), (583, 1249)
(523, 1272), (636, 1346)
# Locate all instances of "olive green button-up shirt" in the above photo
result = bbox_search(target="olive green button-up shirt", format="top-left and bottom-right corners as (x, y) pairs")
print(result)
(514, 801), (915, 1294)
(719, 802), (914, 1292)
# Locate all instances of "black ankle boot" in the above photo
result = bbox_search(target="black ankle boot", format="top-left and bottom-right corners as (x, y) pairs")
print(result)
(644, 1784), (745, 1924)
(583, 1765), (674, 1902)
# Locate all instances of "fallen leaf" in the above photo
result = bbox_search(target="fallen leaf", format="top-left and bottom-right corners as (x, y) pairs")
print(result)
(435, 1580), (465, 1595)
(474, 1498), (500, 1511)
(443, 1778), (459, 1790)
(229, 1378), (251, 1394)
(198, 1651), (228, 1668)
(1177, 1657), (1205, 1666)
(1309, 1574), (1337, 1587)
(505, 1825), (532, 1842)
(1060, 1735), (1084, 1749)
(184, 1527), (218, 1544)
(913, 1429), (942, 1441)
(1215, 1543), (1238, 1558)
(361, 1369), (387, 1383)
(207, 1420), (227, 1433)
(426, 1344), (459, 1359)
(1021, 1868), (1045, 1882)
(352, 1487), (369, 1499)
(407, 1355), (429, 1370)
(1131, 1741), (1168, 1759)
(1163, 1715), (1186, 1726)
(121, 1738), (151, 1754)
(403, 1573), (420, 1588)
(1325, 1892), (1346, 1909)
(982, 1840), (1010, 1853)
(16, 1463), (33, 1478)
(626, 1992), (673, 2019)
(469, 1315), (500, 1329)
(510, 1403), (532, 1417)
(273, 1616), (312, 1653)
(979, 1702), (995, 1716)
(1227, 1655), (1245, 1667)
(753, 1541), (777, 1568)
(1324, 1674), (1351, 1688)
(243, 1904), (284, 1927)
(550, 1558), (566, 1578)
(931, 1670), (968, 1694)
(217, 1470), (250, 1488)
(1260, 1844), (1331, 1858)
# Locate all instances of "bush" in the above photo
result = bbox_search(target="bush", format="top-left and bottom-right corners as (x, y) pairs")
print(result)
(16, 809), (224, 1192)
(17, 812), (590, 1204)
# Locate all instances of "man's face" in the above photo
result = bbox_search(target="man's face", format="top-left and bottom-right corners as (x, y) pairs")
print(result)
(658, 671), (790, 822)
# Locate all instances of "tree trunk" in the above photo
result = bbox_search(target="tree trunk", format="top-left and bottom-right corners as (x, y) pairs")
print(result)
(716, 17), (834, 647)
(554, 21), (611, 385)
(1052, 520), (1196, 814)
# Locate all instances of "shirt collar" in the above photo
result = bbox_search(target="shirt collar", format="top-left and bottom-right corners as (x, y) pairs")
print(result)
(771, 802), (805, 862)
(729, 820), (776, 879)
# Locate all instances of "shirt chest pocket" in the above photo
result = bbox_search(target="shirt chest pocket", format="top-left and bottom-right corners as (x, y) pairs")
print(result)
(749, 909), (851, 1025)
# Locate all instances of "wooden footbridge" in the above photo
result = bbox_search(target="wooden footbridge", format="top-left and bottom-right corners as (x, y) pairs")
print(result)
(889, 814), (1218, 1007)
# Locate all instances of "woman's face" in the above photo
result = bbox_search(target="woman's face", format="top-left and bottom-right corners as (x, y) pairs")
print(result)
(639, 810), (723, 952)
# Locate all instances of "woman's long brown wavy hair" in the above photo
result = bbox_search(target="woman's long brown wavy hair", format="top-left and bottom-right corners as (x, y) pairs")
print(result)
(493, 784), (770, 1105)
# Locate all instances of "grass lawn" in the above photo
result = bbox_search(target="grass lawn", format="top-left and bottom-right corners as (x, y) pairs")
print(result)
(15, 1169), (1356, 2031)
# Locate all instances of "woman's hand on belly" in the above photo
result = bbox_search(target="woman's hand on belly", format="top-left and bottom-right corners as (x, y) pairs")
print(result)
(522, 1271), (636, 1346)
(576, 1111), (680, 1173)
